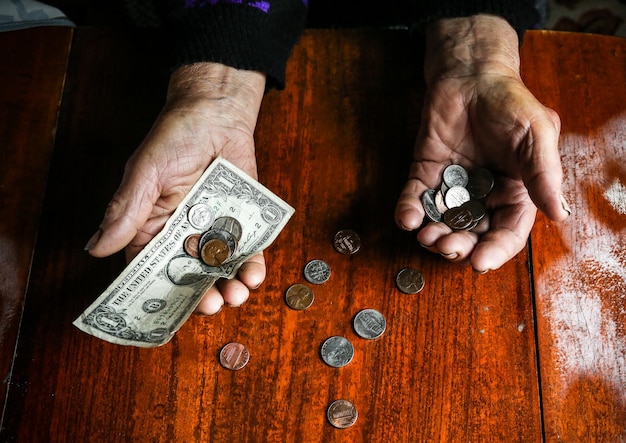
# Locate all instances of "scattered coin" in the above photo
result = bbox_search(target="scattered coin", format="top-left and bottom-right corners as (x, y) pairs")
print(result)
(320, 336), (354, 368)
(187, 203), (215, 230)
(327, 399), (358, 429)
(304, 259), (331, 284)
(333, 229), (361, 255)
(219, 342), (250, 370)
(285, 283), (315, 310)
(395, 267), (425, 294)
(353, 309), (386, 340)
(183, 233), (202, 258)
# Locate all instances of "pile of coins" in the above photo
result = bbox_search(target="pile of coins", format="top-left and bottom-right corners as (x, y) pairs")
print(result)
(183, 205), (243, 267)
(421, 165), (494, 231)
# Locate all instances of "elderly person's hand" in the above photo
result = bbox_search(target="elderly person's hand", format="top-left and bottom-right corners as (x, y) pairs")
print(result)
(395, 15), (570, 272)
(85, 62), (267, 314)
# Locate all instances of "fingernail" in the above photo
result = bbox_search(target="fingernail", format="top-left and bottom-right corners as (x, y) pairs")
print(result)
(84, 228), (102, 251)
(473, 268), (490, 274)
(440, 252), (458, 260)
(560, 194), (571, 216)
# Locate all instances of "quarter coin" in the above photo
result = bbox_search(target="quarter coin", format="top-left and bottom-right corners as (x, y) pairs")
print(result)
(285, 283), (314, 310)
(219, 342), (250, 370)
(327, 399), (358, 429)
(467, 167), (494, 199)
(444, 185), (470, 209)
(212, 216), (243, 241)
(333, 229), (361, 255)
(353, 309), (386, 340)
(320, 336), (354, 368)
(443, 206), (474, 231)
(187, 203), (215, 230)
(422, 189), (442, 222)
(304, 259), (331, 284)
(395, 267), (425, 294)
(442, 164), (469, 188)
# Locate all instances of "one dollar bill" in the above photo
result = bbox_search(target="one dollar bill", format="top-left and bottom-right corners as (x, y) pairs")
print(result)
(74, 157), (295, 347)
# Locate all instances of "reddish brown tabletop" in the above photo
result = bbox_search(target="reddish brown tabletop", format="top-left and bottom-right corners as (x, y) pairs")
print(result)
(1, 27), (624, 442)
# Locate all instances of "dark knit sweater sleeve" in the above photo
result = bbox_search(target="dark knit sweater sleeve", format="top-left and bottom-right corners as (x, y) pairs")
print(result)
(411, 0), (539, 41)
(163, 0), (307, 90)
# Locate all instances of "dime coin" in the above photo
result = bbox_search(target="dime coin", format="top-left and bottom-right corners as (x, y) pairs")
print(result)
(422, 189), (442, 222)
(212, 216), (243, 241)
(395, 267), (425, 294)
(467, 167), (494, 199)
(444, 185), (470, 209)
(320, 336), (354, 368)
(443, 206), (474, 231)
(442, 164), (469, 188)
(353, 309), (386, 340)
(327, 399), (358, 429)
(333, 229), (362, 255)
(219, 342), (250, 370)
(187, 203), (215, 230)
(285, 283), (314, 310)
(183, 233), (202, 258)
(304, 259), (331, 284)
(201, 238), (232, 266)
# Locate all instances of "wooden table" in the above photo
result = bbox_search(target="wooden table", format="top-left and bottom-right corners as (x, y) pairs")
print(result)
(1, 26), (625, 442)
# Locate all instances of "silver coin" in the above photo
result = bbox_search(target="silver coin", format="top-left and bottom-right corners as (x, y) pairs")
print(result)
(443, 206), (474, 230)
(327, 399), (358, 429)
(333, 229), (361, 255)
(442, 164), (469, 188)
(187, 203), (215, 230)
(285, 283), (314, 310)
(467, 167), (494, 199)
(444, 185), (470, 209)
(320, 336), (354, 368)
(353, 309), (386, 340)
(395, 267), (425, 294)
(304, 259), (331, 284)
(212, 216), (243, 241)
(422, 189), (442, 222)
(462, 199), (487, 222)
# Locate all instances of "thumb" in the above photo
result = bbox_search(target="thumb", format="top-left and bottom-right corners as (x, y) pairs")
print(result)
(522, 109), (571, 221)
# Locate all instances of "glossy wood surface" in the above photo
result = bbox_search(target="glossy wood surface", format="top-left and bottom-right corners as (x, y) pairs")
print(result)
(1, 27), (624, 442)
(0, 26), (72, 410)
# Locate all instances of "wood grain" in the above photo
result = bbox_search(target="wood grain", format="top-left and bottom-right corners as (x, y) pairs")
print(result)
(522, 30), (626, 442)
(0, 26), (72, 409)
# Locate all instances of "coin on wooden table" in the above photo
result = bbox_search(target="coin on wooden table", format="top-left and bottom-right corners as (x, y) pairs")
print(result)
(443, 206), (474, 231)
(333, 229), (361, 255)
(395, 267), (425, 294)
(285, 283), (314, 310)
(467, 167), (494, 199)
(422, 189), (442, 222)
(212, 216), (243, 241)
(320, 336), (354, 368)
(187, 202), (215, 230)
(444, 185), (470, 209)
(443, 164), (469, 188)
(219, 342), (250, 370)
(353, 309), (386, 340)
(304, 259), (331, 284)
(183, 233), (202, 258)
(327, 399), (358, 429)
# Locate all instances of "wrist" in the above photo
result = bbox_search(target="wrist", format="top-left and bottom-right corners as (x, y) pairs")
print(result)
(423, 15), (520, 85)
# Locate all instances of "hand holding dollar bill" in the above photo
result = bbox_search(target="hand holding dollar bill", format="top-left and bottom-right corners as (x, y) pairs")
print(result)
(74, 157), (295, 347)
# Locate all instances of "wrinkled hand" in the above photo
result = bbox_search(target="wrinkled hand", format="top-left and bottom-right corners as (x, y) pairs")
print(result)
(395, 15), (570, 272)
(85, 63), (267, 314)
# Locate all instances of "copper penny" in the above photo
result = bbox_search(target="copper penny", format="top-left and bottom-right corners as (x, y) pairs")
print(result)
(219, 342), (250, 370)
(183, 233), (202, 258)
(327, 399), (358, 429)
(285, 283), (314, 310)
(200, 238), (231, 266)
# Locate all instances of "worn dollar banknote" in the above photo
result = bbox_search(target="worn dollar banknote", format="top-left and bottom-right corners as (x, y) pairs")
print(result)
(73, 157), (295, 347)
